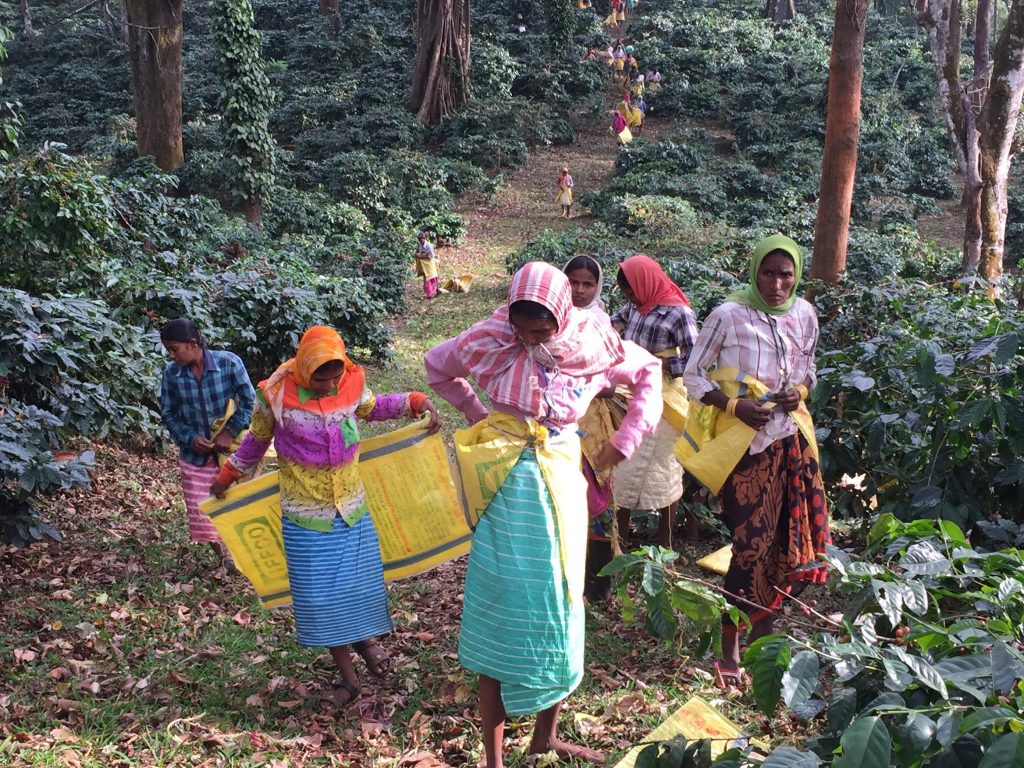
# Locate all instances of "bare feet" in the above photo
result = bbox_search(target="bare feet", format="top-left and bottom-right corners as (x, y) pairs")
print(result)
(529, 738), (605, 763)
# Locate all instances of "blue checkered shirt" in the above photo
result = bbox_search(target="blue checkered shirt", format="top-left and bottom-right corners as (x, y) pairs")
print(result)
(160, 349), (255, 466)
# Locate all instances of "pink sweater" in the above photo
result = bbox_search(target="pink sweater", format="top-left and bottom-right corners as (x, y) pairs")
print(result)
(425, 338), (663, 460)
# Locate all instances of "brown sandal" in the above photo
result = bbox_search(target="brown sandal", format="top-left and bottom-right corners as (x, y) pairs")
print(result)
(353, 638), (391, 677)
(335, 678), (361, 708)
(714, 662), (747, 691)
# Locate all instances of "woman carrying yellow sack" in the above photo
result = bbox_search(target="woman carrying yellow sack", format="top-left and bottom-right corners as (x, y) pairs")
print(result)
(210, 326), (441, 708)
(415, 230), (440, 299)
(159, 318), (255, 570)
(425, 262), (662, 768)
(681, 235), (831, 691)
(555, 165), (574, 218)
(611, 255), (697, 549)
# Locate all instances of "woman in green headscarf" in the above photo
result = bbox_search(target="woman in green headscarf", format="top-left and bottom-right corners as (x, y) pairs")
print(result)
(681, 235), (831, 689)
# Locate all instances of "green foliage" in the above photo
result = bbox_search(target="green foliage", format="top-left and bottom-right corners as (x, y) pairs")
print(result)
(613, 520), (1024, 767)
(212, 0), (276, 209)
(541, 0), (577, 52)
(813, 283), (1024, 527)
(0, 287), (160, 546)
(0, 24), (21, 161)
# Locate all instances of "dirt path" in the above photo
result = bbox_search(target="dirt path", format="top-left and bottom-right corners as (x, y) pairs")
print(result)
(370, 63), (674, 404)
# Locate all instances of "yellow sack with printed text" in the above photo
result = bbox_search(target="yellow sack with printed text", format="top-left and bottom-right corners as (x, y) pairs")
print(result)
(453, 413), (588, 602)
(674, 368), (818, 496)
(200, 417), (465, 608)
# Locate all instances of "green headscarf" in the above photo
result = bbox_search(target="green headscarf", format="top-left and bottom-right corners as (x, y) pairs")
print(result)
(725, 234), (803, 315)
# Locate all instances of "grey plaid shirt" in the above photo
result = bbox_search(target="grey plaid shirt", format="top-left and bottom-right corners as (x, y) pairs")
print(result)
(610, 303), (698, 378)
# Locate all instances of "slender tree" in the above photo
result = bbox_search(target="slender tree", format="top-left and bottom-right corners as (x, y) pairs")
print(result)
(810, 0), (869, 284)
(916, 0), (1024, 296)
(212, 0), (276, 226)
(20, 0), (33, 36)
(765, 0), (795, 23)
(408, 0), (470, 124)
(125, 0), (183, 171)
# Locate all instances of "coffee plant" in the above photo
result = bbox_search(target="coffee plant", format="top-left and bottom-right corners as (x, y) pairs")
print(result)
(606, 516), (1024, 767)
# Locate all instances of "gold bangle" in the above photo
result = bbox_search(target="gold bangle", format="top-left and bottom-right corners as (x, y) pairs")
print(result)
(725, 398), (739, 417)
(795, 384), (809, 402)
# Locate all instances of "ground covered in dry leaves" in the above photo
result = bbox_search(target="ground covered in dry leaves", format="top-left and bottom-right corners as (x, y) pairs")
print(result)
(1, 443), (816, 767)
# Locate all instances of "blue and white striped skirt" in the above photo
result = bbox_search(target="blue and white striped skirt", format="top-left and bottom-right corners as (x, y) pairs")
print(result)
(459, 451), (585, 715)
(282, 513), (393, 648)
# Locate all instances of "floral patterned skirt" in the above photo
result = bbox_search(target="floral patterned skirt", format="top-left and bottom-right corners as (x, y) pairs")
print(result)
(720, 433), (831, 624)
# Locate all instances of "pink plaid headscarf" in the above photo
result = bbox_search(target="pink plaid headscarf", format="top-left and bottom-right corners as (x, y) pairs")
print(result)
(457, 262), (625, 418)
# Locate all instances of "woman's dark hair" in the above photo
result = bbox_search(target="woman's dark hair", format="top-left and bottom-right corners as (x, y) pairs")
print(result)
(616, 268), (632, 291)
(509, 300), (557, 324)
(160, 318), (206, 348)
(312, 359), (345, 377)
(564, 254), (601, 281)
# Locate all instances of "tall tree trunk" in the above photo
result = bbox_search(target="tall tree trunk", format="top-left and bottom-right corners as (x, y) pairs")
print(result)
(765, 0), (795, 22)
(244, 198), (263, 229)
(810, 0), (868, 285)
(975, 1), (1024, 296)
(915, 0), (968, 173)
(125, 0), (183, 171)
(408, 0), (470, 124)
(119, 0), (129, 44)
(962, 0), (991, 272)
(962, 103), (983, 271)
(319, 0), (340, 37)
(20, 0), (32, 35)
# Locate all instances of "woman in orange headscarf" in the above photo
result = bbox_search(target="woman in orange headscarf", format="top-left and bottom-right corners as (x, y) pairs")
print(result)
(211, 326), (440, 708)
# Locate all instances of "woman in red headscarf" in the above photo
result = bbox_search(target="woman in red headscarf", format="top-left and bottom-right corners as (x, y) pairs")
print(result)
(210, 326), (440, 708)
(610, 254), (698, 548)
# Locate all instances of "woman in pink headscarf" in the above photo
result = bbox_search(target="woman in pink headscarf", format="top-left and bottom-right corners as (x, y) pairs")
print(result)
(425, 262), (662, 768)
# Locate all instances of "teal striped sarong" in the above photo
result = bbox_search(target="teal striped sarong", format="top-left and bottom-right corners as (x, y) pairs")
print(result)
(459, 449), (585, 715)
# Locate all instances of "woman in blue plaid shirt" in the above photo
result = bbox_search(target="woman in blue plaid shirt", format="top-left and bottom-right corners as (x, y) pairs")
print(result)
(160, 319), (255, 568)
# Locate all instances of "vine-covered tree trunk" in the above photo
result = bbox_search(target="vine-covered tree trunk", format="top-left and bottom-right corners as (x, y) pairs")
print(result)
(408, 0), (470, 125)
(319, 0), (340, 37)
(810, 0), (868, 284)
(212, 0), (276, 228)
(765, 0), (795, 23)
(125, 0), (183, 171)
(975, 2), (1024, 296)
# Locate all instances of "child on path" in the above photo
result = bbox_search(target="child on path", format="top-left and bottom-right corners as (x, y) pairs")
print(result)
(415, 230), (439, 299)
(159, 318), (255, 570)
(556, 166), (574, 218)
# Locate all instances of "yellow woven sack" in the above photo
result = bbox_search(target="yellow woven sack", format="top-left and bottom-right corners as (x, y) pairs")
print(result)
(661, 374), (689, 433)
(674, 368), (819, 495)
(695, 544), (732, 575)
(454, 413), (588, 602)
(201, 417), (465, 608)
(442, 273), (473, 293)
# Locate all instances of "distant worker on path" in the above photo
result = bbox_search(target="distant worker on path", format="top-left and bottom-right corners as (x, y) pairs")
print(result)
(556, 165), (574, 218)
(415, 230), (439, 300)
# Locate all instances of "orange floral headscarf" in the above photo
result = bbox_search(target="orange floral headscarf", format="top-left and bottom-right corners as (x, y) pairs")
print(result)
(260, 326), (365, 420)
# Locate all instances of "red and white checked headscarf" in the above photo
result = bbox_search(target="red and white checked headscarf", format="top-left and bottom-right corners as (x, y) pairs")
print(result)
(457, 262), (625, 418)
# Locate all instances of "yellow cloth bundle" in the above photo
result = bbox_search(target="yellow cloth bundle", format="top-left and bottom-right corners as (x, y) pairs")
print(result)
(674, 367), (818, 495)
(453, 412), (587, 603)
